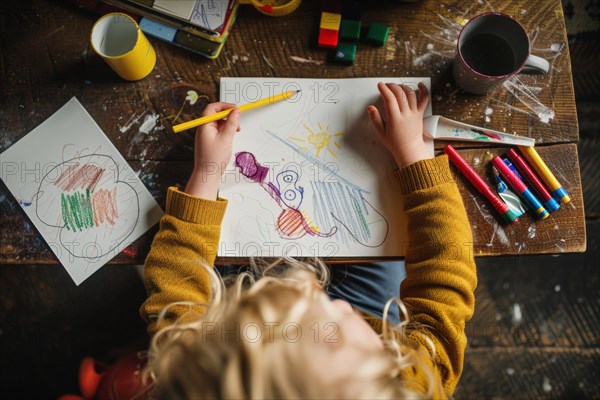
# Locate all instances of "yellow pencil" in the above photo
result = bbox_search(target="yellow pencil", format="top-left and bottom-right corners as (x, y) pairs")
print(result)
(172, 89), (300, 133)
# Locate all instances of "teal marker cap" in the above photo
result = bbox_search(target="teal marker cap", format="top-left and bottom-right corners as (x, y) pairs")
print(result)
(544, 197), (561, 213)
(552, 187), (571, 204)
(501, 209), (520, 224)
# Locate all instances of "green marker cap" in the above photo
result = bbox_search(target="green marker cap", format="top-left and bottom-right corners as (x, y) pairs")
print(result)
(501, 209), (520, 224)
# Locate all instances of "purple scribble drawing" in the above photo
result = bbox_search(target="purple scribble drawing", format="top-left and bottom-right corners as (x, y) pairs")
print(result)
(235, 152), (337, 240)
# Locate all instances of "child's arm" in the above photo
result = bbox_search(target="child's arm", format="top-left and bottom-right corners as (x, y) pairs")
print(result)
(140, 103), (241, 337)
(368, 83), (477, 395)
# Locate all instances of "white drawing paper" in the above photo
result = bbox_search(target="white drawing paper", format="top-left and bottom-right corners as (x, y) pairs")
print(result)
(219, 77), (432, 258)
(190, 0), (231, 31)
(153, 0), (197, 20)
(0, 98), (163, 285)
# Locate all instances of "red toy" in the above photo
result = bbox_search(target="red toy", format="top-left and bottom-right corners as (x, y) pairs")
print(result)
(59, 352), (153, 400)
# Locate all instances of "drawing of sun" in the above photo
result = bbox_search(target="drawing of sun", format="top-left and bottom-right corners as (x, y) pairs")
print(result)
(289, 122), (343, 158)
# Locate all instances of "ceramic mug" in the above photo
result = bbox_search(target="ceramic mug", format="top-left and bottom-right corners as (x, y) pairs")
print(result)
(90, 13), (156, 81)
(453, 12), (549, 94)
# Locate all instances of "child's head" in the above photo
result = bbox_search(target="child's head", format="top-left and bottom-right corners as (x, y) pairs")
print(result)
(146, 259), (439, 399)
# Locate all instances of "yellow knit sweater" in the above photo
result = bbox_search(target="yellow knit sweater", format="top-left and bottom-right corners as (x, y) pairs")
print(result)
(140, 155), (477, 397)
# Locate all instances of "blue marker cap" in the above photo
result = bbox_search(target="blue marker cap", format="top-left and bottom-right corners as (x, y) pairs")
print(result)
(521, 188), (549, 219)
(552, 186), (571, 204)
(544, 197), (561, 213)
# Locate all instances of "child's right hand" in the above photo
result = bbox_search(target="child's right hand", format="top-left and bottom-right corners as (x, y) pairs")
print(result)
(185, 102), (241, 200)
(367, 82), (433, 169)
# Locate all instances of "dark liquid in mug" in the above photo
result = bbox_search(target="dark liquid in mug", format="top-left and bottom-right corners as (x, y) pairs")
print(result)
(460, 33), (517, 76)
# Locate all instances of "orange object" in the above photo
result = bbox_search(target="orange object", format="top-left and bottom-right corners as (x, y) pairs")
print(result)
(59, 353), (152, 400)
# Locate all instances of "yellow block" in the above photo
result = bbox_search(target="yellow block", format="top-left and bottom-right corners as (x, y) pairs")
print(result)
(320, 12), (341, 31)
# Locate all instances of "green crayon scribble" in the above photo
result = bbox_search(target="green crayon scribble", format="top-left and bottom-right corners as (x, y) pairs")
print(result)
(61, 189), (95, 231)
(350, 194), (369, 237)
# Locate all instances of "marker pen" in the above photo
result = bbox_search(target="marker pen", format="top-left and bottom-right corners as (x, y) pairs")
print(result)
(492, 156), (549, 219)
(444, 145), (519, 224)
(492, 166), (526, 216)
(506, 149), (561, 213)
(518, 146), (570, 204)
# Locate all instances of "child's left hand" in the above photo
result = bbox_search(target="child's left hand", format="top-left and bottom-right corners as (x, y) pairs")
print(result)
(185, 102), (241, 200)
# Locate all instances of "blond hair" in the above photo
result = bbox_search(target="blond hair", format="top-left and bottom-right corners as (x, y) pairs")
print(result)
(146, 258), (441, 399)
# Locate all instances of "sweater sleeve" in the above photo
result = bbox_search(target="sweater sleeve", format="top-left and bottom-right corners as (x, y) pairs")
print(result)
(395, 155), (477, 396)
(140, 186), (228, 337)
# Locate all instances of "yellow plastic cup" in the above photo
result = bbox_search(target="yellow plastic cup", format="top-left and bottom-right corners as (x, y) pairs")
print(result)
(90, 13), (156, 81)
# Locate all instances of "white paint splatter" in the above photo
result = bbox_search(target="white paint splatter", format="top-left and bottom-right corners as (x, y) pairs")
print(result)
(139, 113), (159, 134)
(520, 9), (527, 15)
(550, 43), (561, 52)
(470, 194), (511, 247)
(554, 285), (561, 292)
(484, 107), (493, 116)
(426, 43), (434, 50)
(289, 55), (324, 66)
(485, 116), (491, 123)
(503, 77), (555, 123)
(472, 157), (481, 166)
(556, 238), (566, 253)
(512, 303), (522, 323)
(490, 222), (510, 247)
(412, 52), (433, 66)
(543, 377), (552, 392)
(507, 368), (515, 375)
(119, 112), (145, 133)
(527, 224), (536, 239)
(1, 135), (13, 149)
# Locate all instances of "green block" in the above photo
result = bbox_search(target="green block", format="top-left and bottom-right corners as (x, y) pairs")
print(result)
(339, 19), (361, 41)
(335, 43), (357, 64)
(367, 22), (389, 46)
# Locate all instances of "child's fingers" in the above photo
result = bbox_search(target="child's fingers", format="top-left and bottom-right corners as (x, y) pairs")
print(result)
(367, 106), (385, 138)
(377, 82), (400, 120)
(401, 84), (418, 111)
(388, 84), (408, 113)
(220, 108), (241, 139)
(417, 82), (430, 113)
(202, 102), (236, 117)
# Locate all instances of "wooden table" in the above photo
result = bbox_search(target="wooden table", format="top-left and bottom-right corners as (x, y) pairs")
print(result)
(0, 0), (586, 266)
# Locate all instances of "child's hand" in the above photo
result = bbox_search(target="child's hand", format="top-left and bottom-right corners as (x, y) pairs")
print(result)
(185, 102), (241, 200)
(367, 82), (433, 169)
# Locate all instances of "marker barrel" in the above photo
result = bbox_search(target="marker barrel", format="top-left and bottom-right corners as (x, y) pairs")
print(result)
(444, 145), (518, 224)
(492, 156), (549, 219)
(506, 149), (560, 212)
(518, 146), (570, 204)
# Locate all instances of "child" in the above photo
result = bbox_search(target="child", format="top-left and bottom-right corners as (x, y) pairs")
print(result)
(141, 82), (477, 399)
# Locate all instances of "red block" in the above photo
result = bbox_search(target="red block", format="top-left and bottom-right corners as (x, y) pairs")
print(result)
(318, 28), (339, 48)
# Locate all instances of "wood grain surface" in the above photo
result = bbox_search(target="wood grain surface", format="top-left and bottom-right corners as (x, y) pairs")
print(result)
(0, 0), (585, 265)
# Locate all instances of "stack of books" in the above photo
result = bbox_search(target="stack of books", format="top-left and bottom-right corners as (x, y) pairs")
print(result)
(71, 0), (239, 58)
